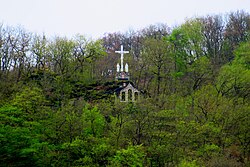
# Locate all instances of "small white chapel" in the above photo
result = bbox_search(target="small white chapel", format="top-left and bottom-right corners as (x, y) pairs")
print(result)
(114, 45), (140, 102)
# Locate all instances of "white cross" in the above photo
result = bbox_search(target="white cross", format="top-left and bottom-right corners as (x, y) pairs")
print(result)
(115, 45), (129, 72)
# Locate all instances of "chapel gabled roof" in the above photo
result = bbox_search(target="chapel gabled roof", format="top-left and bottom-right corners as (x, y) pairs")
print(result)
(121, 83), (139, 92)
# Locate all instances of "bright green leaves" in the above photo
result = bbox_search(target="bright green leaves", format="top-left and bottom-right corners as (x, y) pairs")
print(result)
(12, 86), (47, 115)
(0, 105), (23, 126)
(82, 105), (105, 137)
(217, 63), (248, 97)
(110, 145), (145, 167)
(178, 159), (199, 167)
(85, 39), (107, 61)
(180, 19), (205, 60)
(217, 41), (250, 99)
(164, 19), (209, 96)
(234, 41), (250, 68)
(167, 19), (205, 66)
(61, 137), (111, 166)
(0, 105), (44, 166)
(0, 126), (37, 166)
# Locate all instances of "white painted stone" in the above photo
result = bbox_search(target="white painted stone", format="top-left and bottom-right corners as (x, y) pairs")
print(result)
(125, 63), (128, 73)
(115, 45), (129, 72)
(117, 63), (120, 72)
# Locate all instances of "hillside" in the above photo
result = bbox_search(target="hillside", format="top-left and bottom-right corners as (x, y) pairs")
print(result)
(0, 11), (249, 166)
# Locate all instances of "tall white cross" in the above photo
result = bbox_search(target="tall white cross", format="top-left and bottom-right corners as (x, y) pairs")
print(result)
(115, 45), (129, 72)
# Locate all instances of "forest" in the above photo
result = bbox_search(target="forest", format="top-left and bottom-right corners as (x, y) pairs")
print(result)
(0, 10), (249, 166)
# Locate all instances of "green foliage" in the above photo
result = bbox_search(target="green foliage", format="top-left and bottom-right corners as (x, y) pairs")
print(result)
(197, 144), (221, 158)
(0, 105), (44, 166)
(178, 159), (199, 167)
(188, 56), (212, 91)
(109, 145), (145, 167)
(61, 137), (111, 166)
(82, 105), (105, 137)
(217, 41), (250, 99)
(0, 12), (250, 166)
(234, 41), (250, 69)
(0, 105), (23, 126)
(12, 86), (47, 114)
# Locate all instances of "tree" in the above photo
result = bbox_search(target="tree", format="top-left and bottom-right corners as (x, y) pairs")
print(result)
(187, 56), (212, 92)
(47, 37), (75, 75)
(12, 86), (47, 119)
(216, 41), (250, 100)
(224, 10), (250, 61)
(166, 19), (207, 94)
(201, 15), (225, 66)
(0, 105), (44, 166)
(141, 38), (171, 96)
(109, 145), (145, 167)
(179, 19), (205, 63)
(31, 34), (49, 71)
(141, 24), (169, 40)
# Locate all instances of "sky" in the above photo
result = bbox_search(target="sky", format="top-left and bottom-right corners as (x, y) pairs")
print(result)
(0, 0), (249, 39)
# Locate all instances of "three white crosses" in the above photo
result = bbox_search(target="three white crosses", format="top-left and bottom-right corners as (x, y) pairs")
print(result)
(115, 45), (129, 73)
